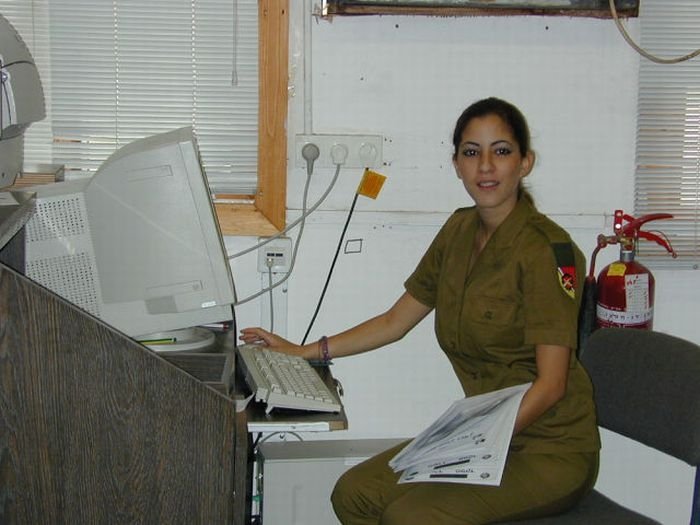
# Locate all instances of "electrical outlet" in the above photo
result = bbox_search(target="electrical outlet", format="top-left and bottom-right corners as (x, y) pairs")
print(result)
(257, 236), (293, 273)
(295, 134), (383, 169)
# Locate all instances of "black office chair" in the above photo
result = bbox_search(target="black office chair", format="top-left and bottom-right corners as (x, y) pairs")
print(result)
(498, 327), (700, 525)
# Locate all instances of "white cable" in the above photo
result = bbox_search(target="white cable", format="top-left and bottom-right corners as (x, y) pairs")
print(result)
(231, 0), (239, 85)
(228, 162), (342, 261)
(234, 167), (313, 305)
(233, 162), (342, 306)
(609, 0), (700, 64)
(256, 431), (304, 448)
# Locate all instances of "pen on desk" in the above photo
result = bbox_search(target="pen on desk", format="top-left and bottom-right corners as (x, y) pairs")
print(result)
(138, 337), (177, 345)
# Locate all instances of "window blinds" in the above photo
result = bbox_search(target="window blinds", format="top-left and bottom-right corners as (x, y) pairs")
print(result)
(2, 1), (53, 166)
(635, 0), (700, 269)
(3, 0), (259, 195)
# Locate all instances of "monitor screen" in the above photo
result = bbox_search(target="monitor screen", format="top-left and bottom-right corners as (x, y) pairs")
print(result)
(24, 127), (236, 339)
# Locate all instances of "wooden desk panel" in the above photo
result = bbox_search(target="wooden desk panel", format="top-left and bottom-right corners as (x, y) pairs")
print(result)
(0, 263), (246, 524)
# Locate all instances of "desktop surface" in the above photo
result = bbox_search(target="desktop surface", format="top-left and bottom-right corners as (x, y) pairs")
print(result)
(158, 330), (348, 434)
(241, 361), (348, 434)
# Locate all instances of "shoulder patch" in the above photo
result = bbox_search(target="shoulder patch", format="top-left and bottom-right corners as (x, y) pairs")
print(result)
(527, 212), (580, 300)
(552, 242), (577, 300)
(527, 213), (577, 300)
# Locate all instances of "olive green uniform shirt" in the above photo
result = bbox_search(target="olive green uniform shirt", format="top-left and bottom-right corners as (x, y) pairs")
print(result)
(405, 198), (600, 454)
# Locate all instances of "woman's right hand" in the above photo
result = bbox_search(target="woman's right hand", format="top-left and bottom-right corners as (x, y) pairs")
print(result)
(239, 327), (311, 359)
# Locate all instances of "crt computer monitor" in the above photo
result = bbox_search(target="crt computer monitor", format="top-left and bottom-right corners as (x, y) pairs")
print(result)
(24, 127), (236, 339)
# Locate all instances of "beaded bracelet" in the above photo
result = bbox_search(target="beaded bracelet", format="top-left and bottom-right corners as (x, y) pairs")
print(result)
(318, 335), (331, 364)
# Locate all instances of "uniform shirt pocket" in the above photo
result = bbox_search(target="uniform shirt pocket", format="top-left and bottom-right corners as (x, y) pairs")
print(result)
(462, 295), (523, 351)
(468, 295), (518, 326)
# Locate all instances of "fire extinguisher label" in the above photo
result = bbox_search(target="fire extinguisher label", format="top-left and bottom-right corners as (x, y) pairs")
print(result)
(624, 273), (650, 311)
(596, 304), (653, 325)
(596, 272), (652, 327)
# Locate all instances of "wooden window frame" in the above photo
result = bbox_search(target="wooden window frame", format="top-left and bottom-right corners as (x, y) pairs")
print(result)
(215, 0), (289, 236)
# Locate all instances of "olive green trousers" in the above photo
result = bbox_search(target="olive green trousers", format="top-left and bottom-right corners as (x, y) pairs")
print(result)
(331, 441), (598, 525)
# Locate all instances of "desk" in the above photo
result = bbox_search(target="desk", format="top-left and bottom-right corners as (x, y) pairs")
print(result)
(0, 258), (248, 524)
(164, 331), (348, 433)
(242, 364), (348, 434)
(240, 360), (347, 524)
(161, 332), (348, 524)
(0, 224), (346, 524)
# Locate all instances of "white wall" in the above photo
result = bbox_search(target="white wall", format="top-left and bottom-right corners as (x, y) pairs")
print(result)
(230, 6), (699, 524)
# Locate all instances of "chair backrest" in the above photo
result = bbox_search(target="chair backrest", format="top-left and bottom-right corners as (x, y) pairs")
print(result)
(580, 327), (700, 467)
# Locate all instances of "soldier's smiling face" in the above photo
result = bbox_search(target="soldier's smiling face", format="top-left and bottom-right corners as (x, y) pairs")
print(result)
(453, 114), (534, 223)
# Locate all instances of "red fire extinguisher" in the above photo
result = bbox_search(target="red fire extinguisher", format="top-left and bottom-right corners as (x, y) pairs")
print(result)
(587, 210), (676, 331)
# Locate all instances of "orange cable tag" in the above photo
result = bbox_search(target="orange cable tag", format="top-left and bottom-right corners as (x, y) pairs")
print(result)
(357, 169), (386, 199)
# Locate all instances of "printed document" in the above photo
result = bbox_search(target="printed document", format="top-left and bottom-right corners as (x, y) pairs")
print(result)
(389, 382), (530, 486)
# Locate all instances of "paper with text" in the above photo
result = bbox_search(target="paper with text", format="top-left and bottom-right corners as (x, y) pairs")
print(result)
(389, 382), (530, 486)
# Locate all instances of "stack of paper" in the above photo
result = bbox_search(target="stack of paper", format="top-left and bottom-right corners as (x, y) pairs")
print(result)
(389, 382), (530, 486)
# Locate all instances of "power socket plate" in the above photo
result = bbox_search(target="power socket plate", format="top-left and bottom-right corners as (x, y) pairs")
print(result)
(257, 236), (293, 273)
(295, 134), (383, 169)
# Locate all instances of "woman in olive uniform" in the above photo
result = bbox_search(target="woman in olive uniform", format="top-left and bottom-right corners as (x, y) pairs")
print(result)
(240, 97), (600, 524)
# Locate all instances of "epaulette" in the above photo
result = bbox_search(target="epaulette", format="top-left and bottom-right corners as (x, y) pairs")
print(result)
(529, 214), (577, 300)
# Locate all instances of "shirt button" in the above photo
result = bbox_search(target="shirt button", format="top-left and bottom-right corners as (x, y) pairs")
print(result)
(484, 311), (494, 320)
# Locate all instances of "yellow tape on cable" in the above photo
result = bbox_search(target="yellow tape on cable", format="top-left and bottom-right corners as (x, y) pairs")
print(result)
(357, 169), (387, 199)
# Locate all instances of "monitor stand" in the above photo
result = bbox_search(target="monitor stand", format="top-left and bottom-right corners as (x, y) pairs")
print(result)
(138, 326), (216, 353)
